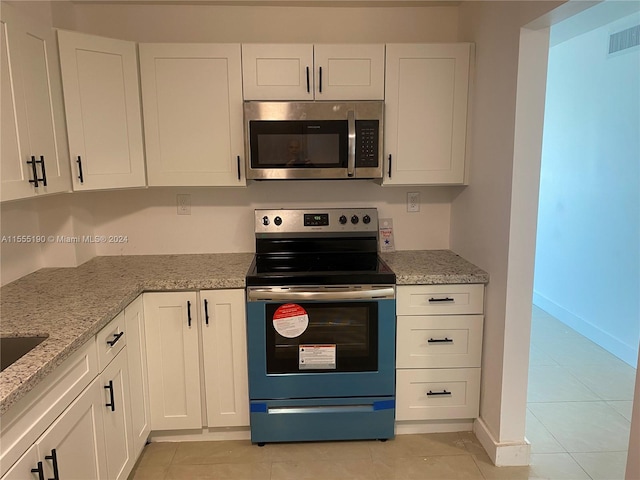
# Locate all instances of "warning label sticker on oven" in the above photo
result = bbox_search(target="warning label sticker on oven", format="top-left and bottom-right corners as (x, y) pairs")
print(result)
(273, 303), (309, 338)
(299, 345), (336, 370)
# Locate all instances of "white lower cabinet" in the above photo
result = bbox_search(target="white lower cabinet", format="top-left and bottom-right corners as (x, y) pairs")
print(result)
(1, 379), (107, 480)
(143, 290), (249, 431)
(395, 284), (484, 423)
(200, 289), (249, 428)
(124, 296), (151, 456)
(100, 349), (134, 480)
(143, 292), (202, 430)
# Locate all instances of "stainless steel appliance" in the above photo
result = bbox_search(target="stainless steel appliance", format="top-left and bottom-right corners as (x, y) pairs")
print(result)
(244, 101), (383, 180)
(245, 208), (396, 445)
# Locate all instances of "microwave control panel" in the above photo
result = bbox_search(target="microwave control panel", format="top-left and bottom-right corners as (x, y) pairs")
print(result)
(355, 120), (380, 168)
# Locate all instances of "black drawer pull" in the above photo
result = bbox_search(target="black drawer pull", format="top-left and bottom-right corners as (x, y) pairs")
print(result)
(428, 297), (455, 303)
(45, 449), (60, 480)
(237, 155), (241, 181)
(204, 299), (209, 325)
(319, 66), (323, 93)
(388, 154), (392, 178)
(77, 156), (84, 183)
(105, 380), (115, 411)
(428, 337), (453, 343)
(306, 66), (310, 93)
(27, 156), (39, 188)
(427, 390), (451, 396)
(37, 155), (47, 186)
(187, 300), (192, 327)
(31, 462), (45, 480)
(106, 331), (124, 347)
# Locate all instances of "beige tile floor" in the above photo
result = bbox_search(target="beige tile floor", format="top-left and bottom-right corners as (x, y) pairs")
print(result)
(526, 306), (635, 480)
(129, 306), (636, 480)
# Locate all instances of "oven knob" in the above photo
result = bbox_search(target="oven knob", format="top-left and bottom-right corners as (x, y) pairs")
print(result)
(363, 214), (371, 224)
(351, 215), (359, 224)
(339, 215), (347, 225)
(262, 216), (269, 226)
(274, 216), (282, 226)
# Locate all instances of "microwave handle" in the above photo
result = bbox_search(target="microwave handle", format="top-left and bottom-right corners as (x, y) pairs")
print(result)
(347, 110), (356, 177)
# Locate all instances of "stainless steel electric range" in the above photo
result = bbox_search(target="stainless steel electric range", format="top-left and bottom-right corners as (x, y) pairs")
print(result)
(245, 208), (396, 445)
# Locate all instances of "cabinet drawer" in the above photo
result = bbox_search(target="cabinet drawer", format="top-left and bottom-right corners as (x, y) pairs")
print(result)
(395, 368), (480, 421)
(96, 311), (126, 372)
(396, 284), (484, 316)
(396, 315), (483, 368)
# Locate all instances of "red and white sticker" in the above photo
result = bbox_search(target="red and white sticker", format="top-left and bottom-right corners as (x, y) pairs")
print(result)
(273, 303), (309, 338)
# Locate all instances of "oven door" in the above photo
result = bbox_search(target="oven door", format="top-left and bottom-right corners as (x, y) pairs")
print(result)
(246, 286), (396, 400)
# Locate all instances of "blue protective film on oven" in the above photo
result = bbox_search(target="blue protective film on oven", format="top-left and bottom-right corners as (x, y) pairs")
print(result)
(373, 399), (395, 411)
(250, 402), (268, 413)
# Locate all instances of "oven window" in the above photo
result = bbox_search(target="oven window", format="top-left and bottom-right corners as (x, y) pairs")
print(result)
(250, 120), (348, 168)
(265, 302), (378, 374)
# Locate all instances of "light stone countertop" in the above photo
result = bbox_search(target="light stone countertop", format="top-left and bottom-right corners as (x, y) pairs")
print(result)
(0, 250), (487, 415)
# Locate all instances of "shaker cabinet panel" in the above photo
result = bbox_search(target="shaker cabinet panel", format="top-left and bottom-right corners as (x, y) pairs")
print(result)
(143, 292), (202, 430)
(140, 43), (245, 186)
(1, 4), (70, 202)
(384, 43), (472, 185)
(201, 289), (249, 428)
(242, 44), (314, 100)
(58, 30), (146, 191)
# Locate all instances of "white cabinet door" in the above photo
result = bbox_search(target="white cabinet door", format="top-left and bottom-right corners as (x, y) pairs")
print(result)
(124, 296), (150, 457)
(1, 4), (70, 202)
(143, 292), (202, 430)
(314, 44), (385, 100)
(1, 444), (40, 480)
(57, 30), (145, 191)
(139, 43), (245, 186)
(100, 349), (134, 480)
(242, 44), (314, 100)
(384, 43), (472, 185)
(200, 289), (249, 428)
(36, 378), (108, 480)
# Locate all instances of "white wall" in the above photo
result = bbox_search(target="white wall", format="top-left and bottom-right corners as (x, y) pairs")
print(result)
(452, 0), (562, 464)
(534, 11), (640, 367)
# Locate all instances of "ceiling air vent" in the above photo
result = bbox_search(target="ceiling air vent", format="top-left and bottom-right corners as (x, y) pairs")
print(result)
(609, 24), (640, 54)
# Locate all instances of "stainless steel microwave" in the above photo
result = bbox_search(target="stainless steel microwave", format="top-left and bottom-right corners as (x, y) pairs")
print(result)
(244, 101), (384, 180)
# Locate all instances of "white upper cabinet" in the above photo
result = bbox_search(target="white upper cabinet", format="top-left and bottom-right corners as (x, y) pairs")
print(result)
(242, 44), (385, 101)
(57, 30), (146, 191)
(1, 4), (70, 202)
(384, 43), (472, 185)
(139, 43), (245, 186)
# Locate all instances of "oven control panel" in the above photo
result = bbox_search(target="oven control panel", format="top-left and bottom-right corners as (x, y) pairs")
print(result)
(255, 208), (379, 235)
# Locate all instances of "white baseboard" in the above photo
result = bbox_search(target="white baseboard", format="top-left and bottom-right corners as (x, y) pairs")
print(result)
(396, 419), (474, 435)
(533, 291), (637, 367)
(474, 417), (531, 466)
(149, 427), (251, 442)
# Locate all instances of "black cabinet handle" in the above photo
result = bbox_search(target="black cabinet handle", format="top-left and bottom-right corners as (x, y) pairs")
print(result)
(27, 156), (39, 188)
(31, 462), (45, 480)
(77, 156), (84, 183)
(104, 380), (115, 411)
(187, 300), (192, 327)
(387, 154), (392, 178)
(237, 155), (241, 181)
(428, 297), (455, 303)
(319, 66), (323, 93)
(427, 390), (451, 396)
(106, 331), (124, 347)
(306, 66), (310, 93)
(38, 155), (47, 186)
(204, 299), (209, 326)
(428, 337), (453, 343)
(45, 449), (60, 480)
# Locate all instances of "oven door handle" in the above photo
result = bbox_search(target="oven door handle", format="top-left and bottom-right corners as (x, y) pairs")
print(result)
(247, 287), (395, 301)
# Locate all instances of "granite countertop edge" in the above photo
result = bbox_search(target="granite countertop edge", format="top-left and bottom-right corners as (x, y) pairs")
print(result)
(0, 250), (487, 415)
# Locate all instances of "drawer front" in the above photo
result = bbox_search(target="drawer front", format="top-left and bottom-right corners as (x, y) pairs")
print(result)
(395, 368), (480, 421)
(96, 311), (126, 372)
(397, 284), (484, 316)
(396, 315), (483, 368)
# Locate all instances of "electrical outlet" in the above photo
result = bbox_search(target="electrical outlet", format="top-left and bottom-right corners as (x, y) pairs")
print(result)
(407, 192), (420, 212)
(177, 194), (191, 215)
